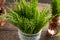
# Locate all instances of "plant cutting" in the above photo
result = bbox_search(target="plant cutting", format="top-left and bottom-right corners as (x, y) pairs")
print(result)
(0, 0), (6, 27)
(48, 0), (60, 36)
(0, 0), (55, 40)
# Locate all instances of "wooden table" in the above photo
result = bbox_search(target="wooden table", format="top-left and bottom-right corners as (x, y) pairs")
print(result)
(0, 3), (60, 40)
(0, 22), (60, 40)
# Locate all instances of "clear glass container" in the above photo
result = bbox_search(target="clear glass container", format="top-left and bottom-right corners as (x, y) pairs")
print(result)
(48, 17), (60, 36)
(18, 29), (42, 40)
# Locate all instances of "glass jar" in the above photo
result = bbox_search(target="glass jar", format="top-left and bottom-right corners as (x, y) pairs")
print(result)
(18, 29), (42, 40)
(48, 17), (60, 36)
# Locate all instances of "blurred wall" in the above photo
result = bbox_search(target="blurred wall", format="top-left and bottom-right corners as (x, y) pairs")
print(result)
(6, 0), (50, 3)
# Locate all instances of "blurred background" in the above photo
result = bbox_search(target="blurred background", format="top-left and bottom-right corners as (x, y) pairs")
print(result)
(6, 0), (50, 4)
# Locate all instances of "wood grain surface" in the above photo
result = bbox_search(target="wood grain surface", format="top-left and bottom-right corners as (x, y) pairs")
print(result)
(0, 22), (60, 40)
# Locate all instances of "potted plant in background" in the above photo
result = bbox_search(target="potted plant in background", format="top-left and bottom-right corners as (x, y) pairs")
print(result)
(0, 0), (6, 27)
(1, 0), (54, 40)
(48, 0), (60, 36)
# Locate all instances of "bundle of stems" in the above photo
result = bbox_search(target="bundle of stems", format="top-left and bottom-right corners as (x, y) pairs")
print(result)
(51, 0), (60, 17)
(0, 0), (54, 34)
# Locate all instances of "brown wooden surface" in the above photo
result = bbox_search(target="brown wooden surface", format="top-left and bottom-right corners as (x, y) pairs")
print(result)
(0, 22), (60, 40)
(0, 3), (60, 40)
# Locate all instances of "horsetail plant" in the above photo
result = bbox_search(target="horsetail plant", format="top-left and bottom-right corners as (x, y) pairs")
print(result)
(47, 0), (60, 36)
(0, 0), (54, 34)
(51, 0), (60, 16)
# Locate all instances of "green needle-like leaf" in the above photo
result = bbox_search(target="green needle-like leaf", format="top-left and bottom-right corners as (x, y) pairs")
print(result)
(0, 0), (54, 34)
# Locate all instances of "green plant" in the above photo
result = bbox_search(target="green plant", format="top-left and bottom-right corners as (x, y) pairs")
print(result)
(49, 0), (60, 36)
(51, 0), (60, 16)
(0, 14), (5, 20)
(0, 0), (54, 34)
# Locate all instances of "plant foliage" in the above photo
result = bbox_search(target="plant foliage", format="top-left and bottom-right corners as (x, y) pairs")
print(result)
(51, 0), (60, 16)
(0, 0), (53, 34)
